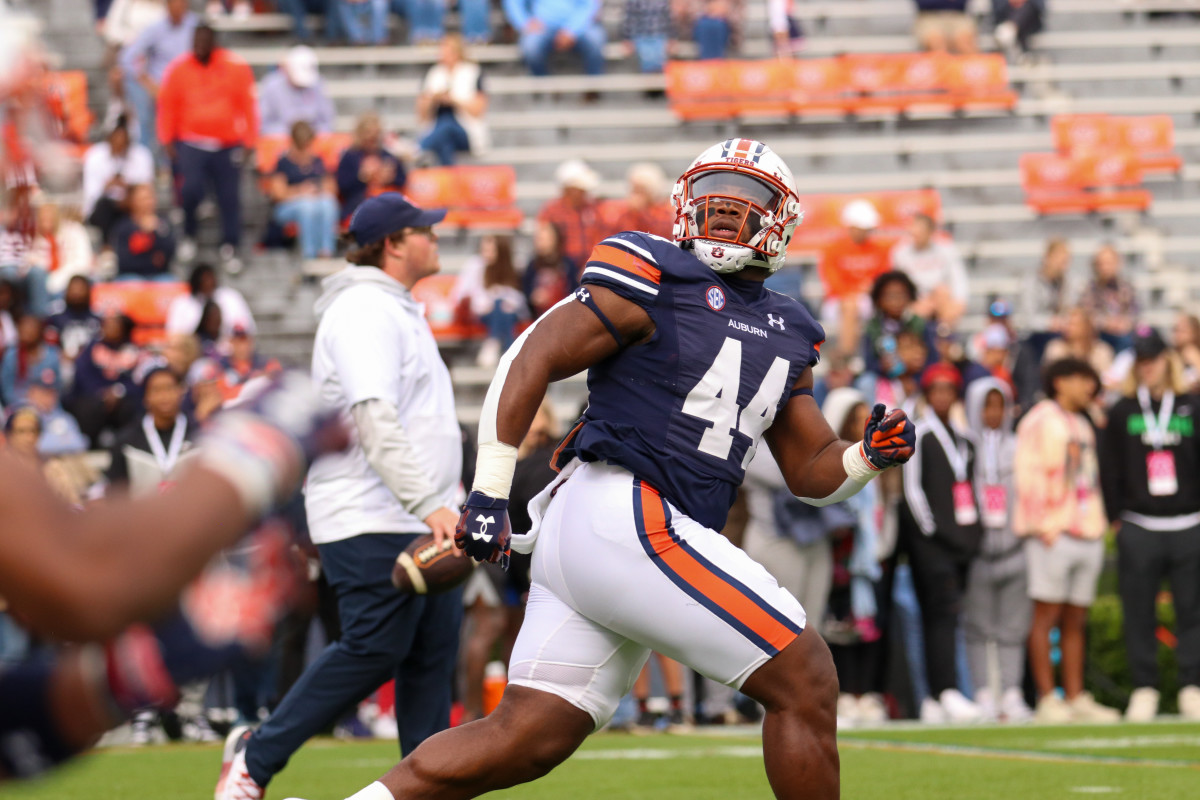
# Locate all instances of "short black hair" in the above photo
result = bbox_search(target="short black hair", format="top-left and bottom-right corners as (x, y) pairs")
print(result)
(142, 365), (181, 389)
(1042, 357), (1099, 400)
(188, 263), (216, 295)
(870, 270), (917, 306)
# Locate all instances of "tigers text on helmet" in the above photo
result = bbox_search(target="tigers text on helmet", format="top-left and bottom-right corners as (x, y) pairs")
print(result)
(672, 139), (802, 274)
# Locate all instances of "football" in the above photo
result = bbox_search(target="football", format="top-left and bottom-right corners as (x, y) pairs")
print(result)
(391, 534), (475, 595)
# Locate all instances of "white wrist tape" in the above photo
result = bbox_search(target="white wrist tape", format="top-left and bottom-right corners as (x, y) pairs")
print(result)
(843, 441), (882, 483)
(472, 440), (519, 500)
(345, 782), (395, 800)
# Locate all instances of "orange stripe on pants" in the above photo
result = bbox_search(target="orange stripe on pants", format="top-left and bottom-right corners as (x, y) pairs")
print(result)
(637, 484), (797, 653)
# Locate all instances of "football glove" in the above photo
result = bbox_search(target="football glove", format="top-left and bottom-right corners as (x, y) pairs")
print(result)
(861, 403), (916, 469)
(455, 491), (511, 570)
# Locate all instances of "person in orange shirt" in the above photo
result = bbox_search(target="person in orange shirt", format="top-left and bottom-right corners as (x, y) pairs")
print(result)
(157, 24), (257, 274)
(819, 199), (890, 359)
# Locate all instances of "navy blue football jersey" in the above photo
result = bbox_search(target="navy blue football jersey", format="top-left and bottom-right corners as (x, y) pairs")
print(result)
(560, 231), (825, 531)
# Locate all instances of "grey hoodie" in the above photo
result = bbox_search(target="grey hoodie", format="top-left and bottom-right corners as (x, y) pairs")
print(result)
(964, 377), (1019, 557)
(314, 264), (420, 319)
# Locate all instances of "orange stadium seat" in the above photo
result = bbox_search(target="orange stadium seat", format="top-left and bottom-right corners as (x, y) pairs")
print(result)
(405, 166), (523, 230)
(940, 54), (1018, 110)
(664, 61), (740, 120)
(1113, 115), (1183, 175)
(1052, 114), (1117, 155)
(254, 135), (290, 174)
(91, 281), (189, 345)
(732, 60), (794, 117)
(1020, 151), (1151, 215)
(410, 273), (485, 342)
(788, 58), (851, 115)
(312, 132), (354, 172)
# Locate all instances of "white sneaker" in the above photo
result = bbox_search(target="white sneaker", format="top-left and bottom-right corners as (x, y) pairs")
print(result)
(1034, 693), (1073, 724)
(1179, 685), (1200, 720)
(215, 726), (262, 800)
(1125, 687), (1160, 722)
(856, 693), (888, 724)
(919, 697), (947, 724)
(177, 237), (198, 265)
(130, 710), (157, 746)
(974, 687), (997, 722)
(184, 713), (220, 743)
(939, 689), (983, 723)
(1068, 691), (1120, 724)
(836, 693), (859, 728)
(1000, 687), (1033, 723)
(219, 243), (243, 275)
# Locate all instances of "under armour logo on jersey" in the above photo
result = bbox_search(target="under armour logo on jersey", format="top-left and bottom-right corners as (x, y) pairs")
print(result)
(575, 287), (590, 304)
(768, 314), (786, 331)
(472, 514), (495, 542)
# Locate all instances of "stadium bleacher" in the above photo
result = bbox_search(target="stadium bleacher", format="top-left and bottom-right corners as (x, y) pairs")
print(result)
(25, 0), (1200, 424)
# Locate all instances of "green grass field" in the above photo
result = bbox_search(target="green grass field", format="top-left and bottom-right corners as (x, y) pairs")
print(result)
(7, 721), (1200, 800)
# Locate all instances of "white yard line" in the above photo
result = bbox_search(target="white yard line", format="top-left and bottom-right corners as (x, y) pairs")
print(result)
(837, 737), (1200, 769)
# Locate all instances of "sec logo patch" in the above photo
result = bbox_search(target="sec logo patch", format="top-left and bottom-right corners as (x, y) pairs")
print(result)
(706, 285), (726, 311)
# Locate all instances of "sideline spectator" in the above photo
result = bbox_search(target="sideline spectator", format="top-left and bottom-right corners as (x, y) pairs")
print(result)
(537, 159), (604, 275)
(118, 0), (198, 157)
(767, 0), (804, 57)
(157, 23), (257, 274)
(396, 0), (449, 44)
(336, 112), (406, 221)
(458, 0), (492, 43)
(692, 0), (735, 59)
(622, 0), (673, 75)
(504, 0), (606, 78)
(66, 311), (144, 447)
(106, 365), (196, 492)
(522, 220), (577, 319)
(633, 656), (689, 727)
(978, 323), (1016, 392)
(102, 0), (167, 53)
(111, 183), (176, 277)
(83, 115), (155, 243)
(26, 373), (88, 458)
(270, 121), (339, 260)
(890, 213), (967, 326)
(819, 199), (891, 359)
(900, 362), (985, 723)
(1079, 243), (1138, 353)
(24, 200), (96, 307)
(822, 389), (886, 726)
(277, 0), (346, 43)
(858, 327), (929, 412)
(1043, 306), (1115, 384)
(416, 34), (489, 167)
(453, 235), (528, 368)
(1015, 357), (1119, 724)
(963, 377), (1032, 723)
(195, 299), (225, 357)
(46, 276), (103, 382)
(1171, 310), (1200, 393)
(1020, 237), (1073, 340)
(613, 162), (674, 239)
(339, 0), (388, 45)
(861, 271), (929, 384)
(1101, 329), (1200, 722)
(258, 46), (335, 138)
(216, 325), (281, 402)
(1, 314), (61, 407)
(913, 0), (977, 54)
(992, 0), (1044, 57)
(0, 189), (39, 316)
(166, 263), (256, 339)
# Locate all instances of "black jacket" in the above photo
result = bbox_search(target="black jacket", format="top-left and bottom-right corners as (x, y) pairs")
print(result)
(1101, 392), (1200, 522)
(902, 417), (985, 559)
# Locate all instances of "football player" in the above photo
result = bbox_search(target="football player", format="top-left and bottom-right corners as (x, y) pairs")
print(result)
(0, 373), (346, 781)
(322, 139), (916, 800)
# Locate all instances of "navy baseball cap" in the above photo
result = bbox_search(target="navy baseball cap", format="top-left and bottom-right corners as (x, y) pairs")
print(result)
(348, 193), (446, 247)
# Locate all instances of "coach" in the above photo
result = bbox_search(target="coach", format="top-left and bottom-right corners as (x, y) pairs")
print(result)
(217, 194), (464, 800)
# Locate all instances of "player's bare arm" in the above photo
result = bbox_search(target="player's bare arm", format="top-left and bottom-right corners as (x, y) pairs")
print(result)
(767, 369), (916, 504)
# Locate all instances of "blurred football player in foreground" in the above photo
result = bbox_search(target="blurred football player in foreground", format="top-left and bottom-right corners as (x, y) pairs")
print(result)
(319, 139), (915, 800)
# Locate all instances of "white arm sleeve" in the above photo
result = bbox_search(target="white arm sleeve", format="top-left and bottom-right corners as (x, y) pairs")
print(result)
(799, 442), (879, 507)
(352, 398), (446, 521)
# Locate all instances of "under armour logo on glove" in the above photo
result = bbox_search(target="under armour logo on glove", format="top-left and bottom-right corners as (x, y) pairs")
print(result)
(861, 403), (916, 469)
(456, 492), (512, 569)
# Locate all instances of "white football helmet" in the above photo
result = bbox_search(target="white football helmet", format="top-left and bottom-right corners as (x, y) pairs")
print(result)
(672, 139), (801, 274)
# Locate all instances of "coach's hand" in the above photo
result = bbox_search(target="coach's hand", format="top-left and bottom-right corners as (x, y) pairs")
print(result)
(861, 403), (916, 469)
(424, 507), (462, 556)
(455, 492), (511, 570)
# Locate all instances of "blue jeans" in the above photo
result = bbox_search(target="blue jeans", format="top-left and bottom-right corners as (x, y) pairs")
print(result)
(393, 0), (444, 41)
(481, 301), (518, 350)
(632, 34), (668, 73)
(123, 75), (159, 161)
(459, 0), (490, 42)
(274, 195), (339, 258)
(0, 265), (48, 317)
(278, 0), (346, 41)
(694, 16), (731, 60)
(339, 0), (388, 44)
(519, 24), (607, 77)
(244, 533), (462, 782)
(419, 112), (470, 166)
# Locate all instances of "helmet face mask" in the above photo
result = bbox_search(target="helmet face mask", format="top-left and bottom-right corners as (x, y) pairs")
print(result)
(673, 139), (801, 275)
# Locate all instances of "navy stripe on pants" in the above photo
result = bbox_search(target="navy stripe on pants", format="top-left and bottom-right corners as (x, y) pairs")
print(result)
(175, 142), (243, 247)
(244, 532), (463, 787)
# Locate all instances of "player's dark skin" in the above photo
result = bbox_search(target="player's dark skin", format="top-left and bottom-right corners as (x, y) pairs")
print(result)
(374, 199), (843, 799)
